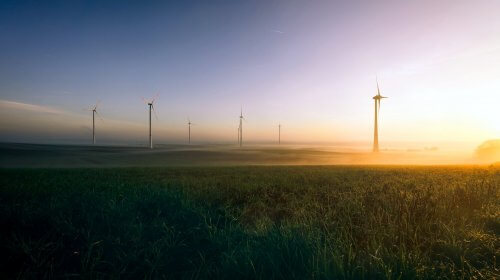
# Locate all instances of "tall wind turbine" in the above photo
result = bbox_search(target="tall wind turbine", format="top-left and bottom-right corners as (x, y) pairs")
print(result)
(142, 95), (158, 149)
(373, 78), (388, 152)
(86, 101), (102, 145)
(278, 123), (281, 144)
(238, 107), (245, 147)
(187, 118), (195, 144)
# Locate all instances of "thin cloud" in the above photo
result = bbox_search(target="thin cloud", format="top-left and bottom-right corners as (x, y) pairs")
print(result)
(269, 29), (284, 34)
(48, 90), (77, 96)
(0, 99), (149, 128)
(0, 100), (66, 115)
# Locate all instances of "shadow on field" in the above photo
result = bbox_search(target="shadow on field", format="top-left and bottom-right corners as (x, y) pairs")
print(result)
(0, 166), (498, 279)
(0, 169), (331, 279)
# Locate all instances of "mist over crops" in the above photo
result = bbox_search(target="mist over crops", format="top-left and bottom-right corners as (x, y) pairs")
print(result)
(1, 142), (495, 168)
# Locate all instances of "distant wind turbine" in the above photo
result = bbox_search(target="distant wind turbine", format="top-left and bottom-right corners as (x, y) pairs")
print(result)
(373, 77), (388, 152)
(85, 101), (102, 145)
(142, 94), (159, 149)
(278, 123), (281, 144)
(187, 118), (195, 144)
(238, 107), (245, 147)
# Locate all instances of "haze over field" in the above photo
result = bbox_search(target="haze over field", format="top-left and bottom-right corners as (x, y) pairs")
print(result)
(0, 143), (495, 168)
(0, 0), (499, 159)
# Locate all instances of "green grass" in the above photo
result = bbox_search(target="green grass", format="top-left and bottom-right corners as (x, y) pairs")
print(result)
(0, 166), (498, 279)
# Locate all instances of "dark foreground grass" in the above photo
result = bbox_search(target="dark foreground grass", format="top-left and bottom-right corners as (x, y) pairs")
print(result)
(0, 166), (498, 279)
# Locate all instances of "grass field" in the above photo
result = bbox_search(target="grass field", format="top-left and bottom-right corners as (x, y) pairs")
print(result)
(1, 166), (498, 279)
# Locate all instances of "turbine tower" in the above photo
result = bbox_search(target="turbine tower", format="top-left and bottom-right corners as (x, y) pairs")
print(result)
(187, 118), (194, 144)
(86, 101), (102, 145)
(238, 107), (244, 147)
(373, 78), (388, 152)
(278, 123), (281, 144)
(142, 94), (158, 149)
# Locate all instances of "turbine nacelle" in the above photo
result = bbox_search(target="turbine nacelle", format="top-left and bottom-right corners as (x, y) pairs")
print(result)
(238, 106), (245, 147)
(142, 94), (159, 120)
(373, 77), (388, 152)
(85, 101), (103, 120)
(142, 93), (159, 149)
(86, 101), (100, 113)
(85, 101), (102, 145)
(239, 106), (245, 120)
(373, 79), (388, 110)
(142, 93), (158, 106)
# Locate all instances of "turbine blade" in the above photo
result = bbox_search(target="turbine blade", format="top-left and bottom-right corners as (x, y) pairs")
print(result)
(152, 105), (159, 120)
(95, 111), (104, 122)
(152, 92), (160, 103)
(376, 77), (381, 96)
(141, 97), (149, 104)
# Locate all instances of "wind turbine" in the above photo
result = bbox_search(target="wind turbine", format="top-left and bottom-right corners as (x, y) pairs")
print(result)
(187, 118), (195, 144)
(278, 123), (281, 144)
(238, 107), (245, 147)
(85, 101), (102, 145)
(373, 77), (388, 152)
(142, 94), (159, 149)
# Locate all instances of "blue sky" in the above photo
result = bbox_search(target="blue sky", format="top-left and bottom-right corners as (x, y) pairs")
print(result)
(1, 0), (500, 148)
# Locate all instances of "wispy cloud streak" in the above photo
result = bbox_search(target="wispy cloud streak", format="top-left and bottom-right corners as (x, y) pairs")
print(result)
(269, 29), (284, 34)
(0, 100), (66, 115)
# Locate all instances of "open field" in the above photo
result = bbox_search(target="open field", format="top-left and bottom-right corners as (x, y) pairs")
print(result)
(1, 166), (498, 279)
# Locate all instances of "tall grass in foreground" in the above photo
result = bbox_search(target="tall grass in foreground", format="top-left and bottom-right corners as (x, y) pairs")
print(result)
(0, 166), (498, 279)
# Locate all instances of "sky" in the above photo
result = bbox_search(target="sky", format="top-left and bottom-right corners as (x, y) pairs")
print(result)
(1, 0), (499, 149)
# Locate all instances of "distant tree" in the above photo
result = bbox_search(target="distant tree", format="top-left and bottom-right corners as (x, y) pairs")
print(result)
(476, 139), (500, 161)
